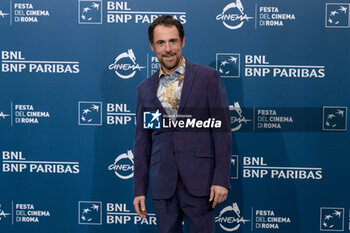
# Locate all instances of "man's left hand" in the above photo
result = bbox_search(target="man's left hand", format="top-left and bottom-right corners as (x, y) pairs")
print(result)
(209, 185), (228, 208)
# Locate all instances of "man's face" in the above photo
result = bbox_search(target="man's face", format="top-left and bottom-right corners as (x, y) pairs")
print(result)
(150, 25), (185, 74)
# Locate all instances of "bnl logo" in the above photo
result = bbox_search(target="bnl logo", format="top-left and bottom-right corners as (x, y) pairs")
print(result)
(143, 110), (161, 129)
(323, 106), (347, 131)
(325, 3), (350, 28)
(320, 207), (344, 231)
(78, 201), (102, 225)
(78, 101), (102, 126)
(216, 53), (240, 78)
(78, 0), (102, 24)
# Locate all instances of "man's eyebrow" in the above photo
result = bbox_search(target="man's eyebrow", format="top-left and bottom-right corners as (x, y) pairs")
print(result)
(155, 38), (179, 43)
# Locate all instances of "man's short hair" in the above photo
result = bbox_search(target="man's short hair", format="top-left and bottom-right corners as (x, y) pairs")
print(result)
(148, 15), (185, 44)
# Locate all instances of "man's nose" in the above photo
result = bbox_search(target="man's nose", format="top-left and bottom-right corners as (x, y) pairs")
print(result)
(164, 42), (172, 52)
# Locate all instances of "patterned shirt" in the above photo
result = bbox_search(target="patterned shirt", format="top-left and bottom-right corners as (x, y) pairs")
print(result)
(157, 57), (186, 116)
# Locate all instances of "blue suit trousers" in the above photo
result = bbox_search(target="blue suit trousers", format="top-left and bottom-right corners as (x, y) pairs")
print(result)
(152, 175), (215, 233)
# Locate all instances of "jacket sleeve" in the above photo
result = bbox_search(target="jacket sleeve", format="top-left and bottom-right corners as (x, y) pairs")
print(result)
(133, 86), (152, 197)
(207, 70), (232, 190)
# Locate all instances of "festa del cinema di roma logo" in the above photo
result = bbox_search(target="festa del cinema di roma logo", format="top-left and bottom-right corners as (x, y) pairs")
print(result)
(0, 10), (9, 18)
(216, 0), (254, 30)
(216, 202), (250, 231)
(108, 150), (134, 179)
(108, 49), (145, 79)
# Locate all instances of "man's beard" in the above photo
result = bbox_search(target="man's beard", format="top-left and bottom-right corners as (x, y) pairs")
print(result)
(159, 53), (182, 72)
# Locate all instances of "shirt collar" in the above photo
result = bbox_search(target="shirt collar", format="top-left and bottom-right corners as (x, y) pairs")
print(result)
(159, 57), (186, 78)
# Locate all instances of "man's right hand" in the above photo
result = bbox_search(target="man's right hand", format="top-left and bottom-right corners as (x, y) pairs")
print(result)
(133, 196), (147, 218)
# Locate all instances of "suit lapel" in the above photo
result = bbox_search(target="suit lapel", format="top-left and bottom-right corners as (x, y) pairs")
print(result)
(178, 60), (195, 115)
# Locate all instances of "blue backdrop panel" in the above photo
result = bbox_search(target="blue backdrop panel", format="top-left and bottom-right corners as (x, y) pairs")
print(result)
(0, 0), (349, 232)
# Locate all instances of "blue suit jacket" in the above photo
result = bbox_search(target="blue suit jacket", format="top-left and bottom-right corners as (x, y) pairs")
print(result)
(133, 60), (232, 199)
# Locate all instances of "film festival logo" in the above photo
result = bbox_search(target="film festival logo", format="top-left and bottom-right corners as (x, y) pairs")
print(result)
(0, 9), (9, 23)
(325, 3), (350, 28)
(322, 106), (347, 131)
(0, 102), (12, 127)
(0, 3), (50, 24)
(78, 0), (102, 24)
(0, 204), (11, 222)
(229, 102), (252, 132)
(231, 155), (239, 179)
(108, 150), (134, 180)
(109, 49), (146, 79)
(0, 103), (51, 126)
(0, 0), (10, 25)
(79, 201), (102, 225)
(216, 53), (240, 78)
(216, 202), (250, 232)
(320, 207), (344, 231)
(143, 110), (161, 129)
(216, 0), (254, 30)
(0, 202), (51, 224)
(0, 110), (10, 121)
(78, 101), (102, 126)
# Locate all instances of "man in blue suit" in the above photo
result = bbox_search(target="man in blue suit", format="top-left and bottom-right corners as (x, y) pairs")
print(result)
(133, 15), (232, 233)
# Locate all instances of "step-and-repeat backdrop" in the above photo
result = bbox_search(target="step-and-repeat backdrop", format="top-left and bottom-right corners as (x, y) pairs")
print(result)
(1, 0), (349, 232)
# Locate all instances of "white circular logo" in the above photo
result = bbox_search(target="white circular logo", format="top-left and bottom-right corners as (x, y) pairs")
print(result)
(229, 102), (251, 132)
(108, 49), (145, 79)
(108, 150), (134, 179)
(215, 203), (250, 231)
(216, 0), (254, 30)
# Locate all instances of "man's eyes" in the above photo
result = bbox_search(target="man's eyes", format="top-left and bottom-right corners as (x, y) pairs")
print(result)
(155, 40), (178, 45)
